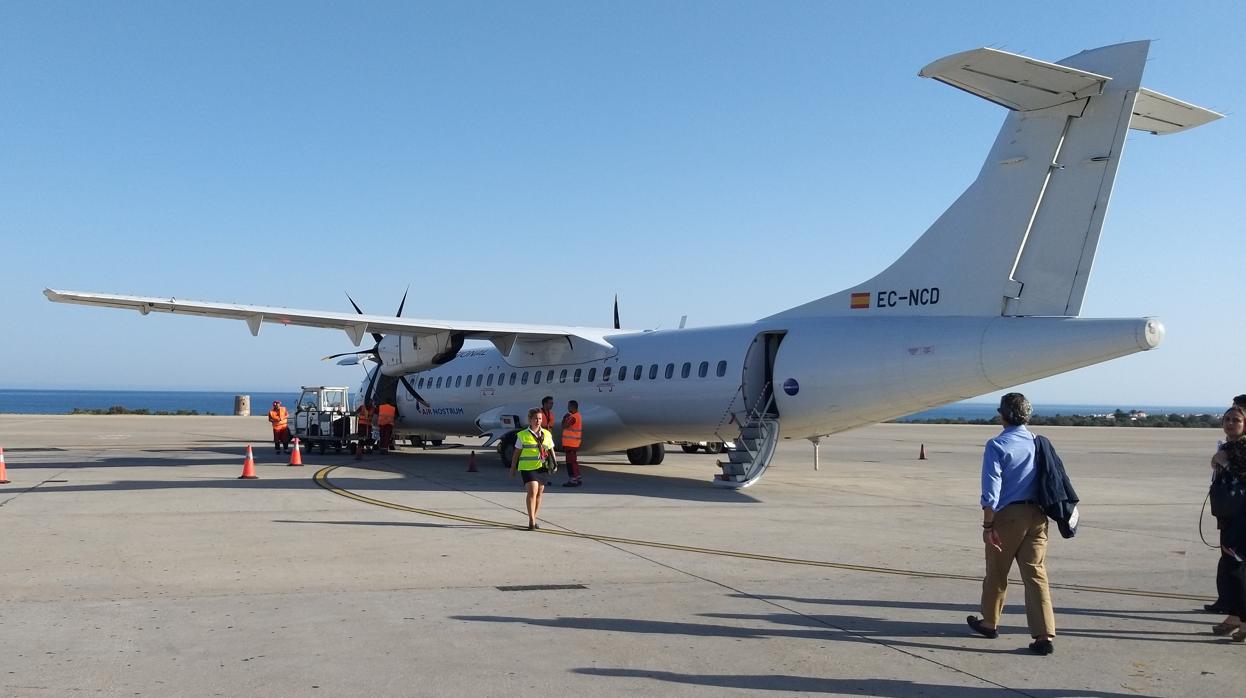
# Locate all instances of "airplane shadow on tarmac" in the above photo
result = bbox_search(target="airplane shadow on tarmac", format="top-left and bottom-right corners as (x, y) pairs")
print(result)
(570, 669), (1162, 698)
(455, 613), (1166, 696)
(734, 594), (1215, 630)
(0, 447), (761, 503)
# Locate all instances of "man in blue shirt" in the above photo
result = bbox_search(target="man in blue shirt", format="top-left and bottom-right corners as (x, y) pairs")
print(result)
(966, 392), (1056, 655)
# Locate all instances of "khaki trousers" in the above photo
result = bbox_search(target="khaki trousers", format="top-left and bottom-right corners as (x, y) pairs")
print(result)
(981, 502), (1056, 638)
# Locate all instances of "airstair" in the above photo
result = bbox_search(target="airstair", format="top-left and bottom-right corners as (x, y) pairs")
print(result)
(712, 386), (780, 489)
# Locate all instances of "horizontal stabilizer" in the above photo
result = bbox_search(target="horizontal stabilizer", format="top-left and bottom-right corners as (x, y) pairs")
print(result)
(920, 47), (1109, 111)
(1130, 88), (1224, 134)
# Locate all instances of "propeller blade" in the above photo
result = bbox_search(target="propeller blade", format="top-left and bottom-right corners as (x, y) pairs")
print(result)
(613, 294), (620, 330)
(364, 364), (381, 405)
(399, 375), (429, 410)
(345, 292), (385, 344)
(395, 286), (409, 318)
(321, 348), (381, 361)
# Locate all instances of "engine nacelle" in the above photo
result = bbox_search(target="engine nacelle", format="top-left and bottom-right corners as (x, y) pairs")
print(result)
(377, 332), (464, 376)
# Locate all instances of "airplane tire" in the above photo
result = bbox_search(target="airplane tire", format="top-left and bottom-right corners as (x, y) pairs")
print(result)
(705, 442), (723, 454)
(626, 446), (652, 465)
(648, 443), (665, 465)
(680, 444), (698, 454)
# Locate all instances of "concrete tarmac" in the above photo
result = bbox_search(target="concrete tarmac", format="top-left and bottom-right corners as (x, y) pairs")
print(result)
(0, 415), (1238, 697)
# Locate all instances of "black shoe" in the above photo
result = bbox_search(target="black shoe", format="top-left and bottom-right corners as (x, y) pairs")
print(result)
(966, 615), (998, 639)
(527, 522), (535, 531)
(1205, 602), (1230, 613)
(1029, 638), (1054, 655)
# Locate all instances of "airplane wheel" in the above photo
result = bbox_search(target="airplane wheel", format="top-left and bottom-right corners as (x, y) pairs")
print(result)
(680, 444), (698, 454)
(318, 443), (327, 455)
(431, 439), (443, 447)
(334, 443), (343, 454)
(626, 446), (652, 465)
(648, 443), (665, 465)
(704, 442), (723, 454)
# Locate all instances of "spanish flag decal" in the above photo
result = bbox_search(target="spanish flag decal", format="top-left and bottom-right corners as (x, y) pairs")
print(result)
(850, 292), (871, 309)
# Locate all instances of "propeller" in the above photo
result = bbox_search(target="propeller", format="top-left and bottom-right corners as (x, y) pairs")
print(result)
(324, 288), (429, 409)
(613, 294), (620, 330)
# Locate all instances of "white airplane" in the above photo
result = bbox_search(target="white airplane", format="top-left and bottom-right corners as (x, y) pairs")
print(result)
(45, 41), (1221, 487)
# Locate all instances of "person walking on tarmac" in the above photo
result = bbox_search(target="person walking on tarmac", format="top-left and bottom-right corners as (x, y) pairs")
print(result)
(268, 400), (291, 454)
(510, 407), (554, 530)
(561, 399), (583, 487)
(377, 400), (397, 452)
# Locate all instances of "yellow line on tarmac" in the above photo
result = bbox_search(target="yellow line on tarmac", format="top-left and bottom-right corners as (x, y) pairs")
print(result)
(313, 465), (1213, 603)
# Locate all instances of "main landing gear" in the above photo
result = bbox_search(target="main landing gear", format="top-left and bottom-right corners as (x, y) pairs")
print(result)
(626, 443), (665, 465)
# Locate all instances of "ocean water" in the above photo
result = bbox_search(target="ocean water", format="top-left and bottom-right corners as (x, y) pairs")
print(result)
(0, 389), (303, 415)
(897, 401), (1224, 422)
(0, 389), (1224, 420)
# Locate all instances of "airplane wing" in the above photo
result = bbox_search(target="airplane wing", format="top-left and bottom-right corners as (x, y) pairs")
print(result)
(43, 288), (618, 351)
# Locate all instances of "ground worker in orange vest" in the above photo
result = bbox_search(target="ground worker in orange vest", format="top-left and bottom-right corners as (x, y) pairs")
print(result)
(356, 401), (372, 449)
(268, 400), (291, 454)
(540, 396), (556, 443)
(561, 399), (583, 487)
(377, 401), (397, 452)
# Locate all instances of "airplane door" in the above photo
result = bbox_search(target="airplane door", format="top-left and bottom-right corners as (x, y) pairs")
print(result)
(741, 332), (785, 417)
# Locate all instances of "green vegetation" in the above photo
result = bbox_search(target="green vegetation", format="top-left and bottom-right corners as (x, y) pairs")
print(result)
(900, 410), (1221, 428)
(69, 406), (211, 416)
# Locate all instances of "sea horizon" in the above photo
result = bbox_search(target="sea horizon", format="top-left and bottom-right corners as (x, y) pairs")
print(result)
(0, 387), (1226, 419)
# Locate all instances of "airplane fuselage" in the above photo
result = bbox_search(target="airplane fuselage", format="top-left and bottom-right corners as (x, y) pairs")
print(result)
(390, 314), (1162, 453)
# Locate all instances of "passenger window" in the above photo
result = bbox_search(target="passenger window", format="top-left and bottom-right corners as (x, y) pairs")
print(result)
(509, 372), (517, 386)
(476, 374), (483, 387)
(436, 376), (443, 388)
(498, 372), (506, 386)
(486, 374), (494, 387)
(534, 370), (542, 385)
(665, 363), (674, 379)
(573, 369), (582, 383)
(559, 369), (567, 383)
(649, 364), (657, 380)
(521, 371), (529, 385)
(455, 376), (462, 388)
(698, 361), (708, 378)
(546, 370), (554, 383)
(603, 367), (612, 382)
(681, 362), (691, 378)
(618, 365), (627, 381)
(587, 367), (596, 382)
(418, 377), (425, 389)
(466, 375), (474, 387)
(717, 360), (727, 377)
(634, 365), (642, 381)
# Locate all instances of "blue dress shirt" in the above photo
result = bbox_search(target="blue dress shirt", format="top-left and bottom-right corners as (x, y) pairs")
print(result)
(980, 424), (1037, 511)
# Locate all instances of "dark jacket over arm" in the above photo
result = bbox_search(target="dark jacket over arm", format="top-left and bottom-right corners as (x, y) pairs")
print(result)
(1035, 435), (1080, 538)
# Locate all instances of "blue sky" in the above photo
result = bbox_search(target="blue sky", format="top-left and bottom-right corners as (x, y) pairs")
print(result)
(1, 1), (1241, 405)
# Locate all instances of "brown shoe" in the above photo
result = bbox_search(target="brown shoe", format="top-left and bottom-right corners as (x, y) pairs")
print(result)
(966, 615), (998, 639)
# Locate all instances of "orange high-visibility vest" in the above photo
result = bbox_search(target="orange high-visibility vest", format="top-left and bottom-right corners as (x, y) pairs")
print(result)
(377, 404), (396, 426)
(540, 407), (555, 432)
(268, 406), (288, 429)
(357, 405), (371, 427)
(562, 412), (582, 449)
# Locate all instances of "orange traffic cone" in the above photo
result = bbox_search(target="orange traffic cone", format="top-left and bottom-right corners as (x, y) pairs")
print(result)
(288, 438), (303, 466)
(919, 443), (927, 460)
(467, 450), (478, 472)
(239, 445), (258, 479)
(0, 447), (9, 484)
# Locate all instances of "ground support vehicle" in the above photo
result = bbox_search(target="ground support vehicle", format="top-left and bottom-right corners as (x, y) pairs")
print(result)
(292, 386), (372, 455)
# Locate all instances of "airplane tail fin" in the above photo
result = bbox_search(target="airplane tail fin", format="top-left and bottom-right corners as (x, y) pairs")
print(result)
(769, 41), (1221, 320)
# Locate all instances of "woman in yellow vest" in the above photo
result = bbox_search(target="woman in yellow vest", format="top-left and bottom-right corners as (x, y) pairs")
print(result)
(510, 407), (555, 530)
